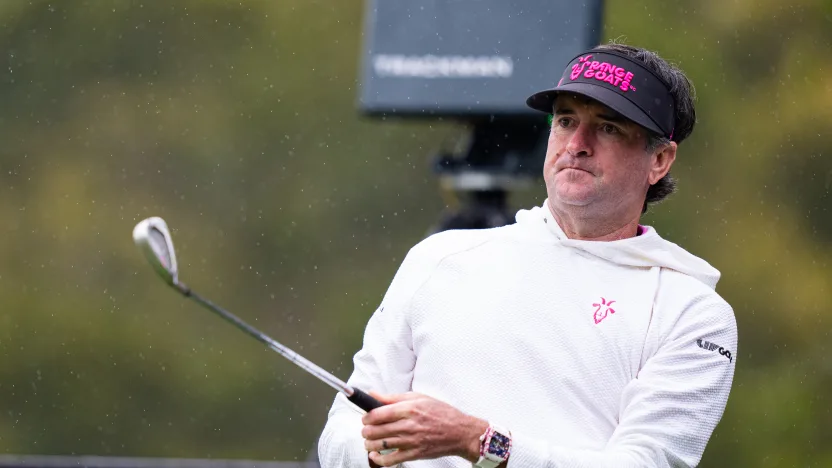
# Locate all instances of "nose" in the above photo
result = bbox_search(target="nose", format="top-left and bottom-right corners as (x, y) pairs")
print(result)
(565, 122), (593, 157)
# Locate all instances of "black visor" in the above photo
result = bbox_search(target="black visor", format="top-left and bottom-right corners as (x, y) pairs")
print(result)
(526, 49), (675, 138)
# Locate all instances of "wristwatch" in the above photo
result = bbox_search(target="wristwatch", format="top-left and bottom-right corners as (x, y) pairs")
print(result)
(473, 423), (512, 468)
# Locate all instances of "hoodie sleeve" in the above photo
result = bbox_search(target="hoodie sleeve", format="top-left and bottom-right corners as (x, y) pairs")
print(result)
(316, 301), (415, 468)
(317, 232), (478, 468)
(508, 275), (738, 468)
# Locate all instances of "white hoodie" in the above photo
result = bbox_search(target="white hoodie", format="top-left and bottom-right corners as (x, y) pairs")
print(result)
(318, 201), (738, 468)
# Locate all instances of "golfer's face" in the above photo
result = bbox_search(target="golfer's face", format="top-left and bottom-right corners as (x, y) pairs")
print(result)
(544, 93), (654, 214)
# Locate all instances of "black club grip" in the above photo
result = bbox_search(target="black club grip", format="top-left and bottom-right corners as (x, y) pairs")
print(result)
(347, 388), (385, 412)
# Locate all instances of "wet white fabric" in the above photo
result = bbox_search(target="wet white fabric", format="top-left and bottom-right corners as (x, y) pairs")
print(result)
(318, 200), (738, 468)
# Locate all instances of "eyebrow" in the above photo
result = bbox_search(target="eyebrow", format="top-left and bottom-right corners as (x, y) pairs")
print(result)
(597, 111), (627, 123)
(553, 101), (631, 129)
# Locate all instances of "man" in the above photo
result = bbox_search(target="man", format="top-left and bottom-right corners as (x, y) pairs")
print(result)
(318, 42), (738, 468)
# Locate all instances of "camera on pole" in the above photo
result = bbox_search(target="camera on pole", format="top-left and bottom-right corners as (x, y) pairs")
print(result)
(357, 0), (604, 234)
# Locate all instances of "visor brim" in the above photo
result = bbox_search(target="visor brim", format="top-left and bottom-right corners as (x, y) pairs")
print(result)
(526, 82), (666, 137)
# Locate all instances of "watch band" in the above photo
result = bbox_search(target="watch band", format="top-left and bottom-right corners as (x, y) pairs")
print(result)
(473, 423), (511, 468)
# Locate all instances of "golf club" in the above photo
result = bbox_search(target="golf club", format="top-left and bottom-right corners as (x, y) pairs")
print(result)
(132, 216), (385, 414)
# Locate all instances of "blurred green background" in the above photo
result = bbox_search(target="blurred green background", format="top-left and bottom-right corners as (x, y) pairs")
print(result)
(0, 1), (830, 466)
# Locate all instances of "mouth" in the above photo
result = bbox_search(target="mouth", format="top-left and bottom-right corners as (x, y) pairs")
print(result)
(559, 167), (593, 175)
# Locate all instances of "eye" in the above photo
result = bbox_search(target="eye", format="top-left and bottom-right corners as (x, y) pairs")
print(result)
(601, 123), (621, 135)
(556, 117), (574, 128)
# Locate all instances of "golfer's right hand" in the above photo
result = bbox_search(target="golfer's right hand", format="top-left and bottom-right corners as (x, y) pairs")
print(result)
(361, 392), (488, 467)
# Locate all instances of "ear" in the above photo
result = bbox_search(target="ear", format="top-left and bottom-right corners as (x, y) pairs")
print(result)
(648, 141), (677, 185)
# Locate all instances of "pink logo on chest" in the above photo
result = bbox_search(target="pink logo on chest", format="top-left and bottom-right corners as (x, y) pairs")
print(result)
(593, 297), (616, 324)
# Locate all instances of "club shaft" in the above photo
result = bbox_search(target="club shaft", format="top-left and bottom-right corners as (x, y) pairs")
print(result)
(177, 283), (354, 397)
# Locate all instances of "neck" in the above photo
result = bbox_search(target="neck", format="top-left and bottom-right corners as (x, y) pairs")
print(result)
(547, 199), (641, 241)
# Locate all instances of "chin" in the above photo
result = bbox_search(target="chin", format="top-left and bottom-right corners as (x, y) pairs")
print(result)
(551, 185), (596, 207)
(554, 196), (594, 207)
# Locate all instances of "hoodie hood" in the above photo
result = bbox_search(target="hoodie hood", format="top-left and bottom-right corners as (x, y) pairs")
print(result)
(515, 202), (722, 290)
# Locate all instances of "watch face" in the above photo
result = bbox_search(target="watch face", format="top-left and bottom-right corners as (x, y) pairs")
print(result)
(488, 432), (511, 458)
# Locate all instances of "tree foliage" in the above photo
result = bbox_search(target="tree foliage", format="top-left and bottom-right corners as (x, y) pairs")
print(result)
(0, 1), (830, 466)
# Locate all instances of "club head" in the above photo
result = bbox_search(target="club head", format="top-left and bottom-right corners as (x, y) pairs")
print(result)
(133, 217), (179, 286)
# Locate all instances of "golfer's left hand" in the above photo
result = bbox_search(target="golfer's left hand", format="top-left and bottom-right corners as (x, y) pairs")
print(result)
(361, 392), (488, 467)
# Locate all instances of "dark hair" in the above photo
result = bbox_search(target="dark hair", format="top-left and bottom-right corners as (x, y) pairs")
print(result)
(596, 42), (696, 213)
